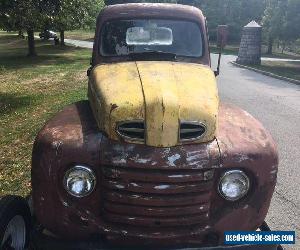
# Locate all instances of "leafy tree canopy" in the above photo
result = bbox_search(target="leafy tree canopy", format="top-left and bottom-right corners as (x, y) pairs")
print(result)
(105, 0), (176, 4)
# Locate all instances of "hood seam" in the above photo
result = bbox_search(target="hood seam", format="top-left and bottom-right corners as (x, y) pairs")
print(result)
(135, 61), (147, 144)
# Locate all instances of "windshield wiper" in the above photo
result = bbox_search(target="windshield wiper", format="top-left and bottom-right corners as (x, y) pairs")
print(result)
(128, 48), (177, 60)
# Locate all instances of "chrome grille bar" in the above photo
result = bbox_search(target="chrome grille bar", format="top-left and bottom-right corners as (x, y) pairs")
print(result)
(180, 121), (206, 142)
(116, 120), (145, 141)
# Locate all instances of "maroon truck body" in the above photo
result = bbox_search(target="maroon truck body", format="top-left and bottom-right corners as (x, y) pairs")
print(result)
(31, 3), (278, 249)
(32, 101), (278, 247)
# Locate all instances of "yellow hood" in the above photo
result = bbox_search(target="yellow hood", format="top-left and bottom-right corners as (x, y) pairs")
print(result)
(88, 61), (219, 147)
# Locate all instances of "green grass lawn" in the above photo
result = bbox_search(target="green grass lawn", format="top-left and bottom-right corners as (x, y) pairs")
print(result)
(250, 61), (300, 81)
(210, 44), (240, 55)
(65, 29), (95, 42)
(0, 31), (90, 196)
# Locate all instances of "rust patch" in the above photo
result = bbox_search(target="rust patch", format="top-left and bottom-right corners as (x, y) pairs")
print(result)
(32, 101), (278, 247)
(110, 103), (118, 114)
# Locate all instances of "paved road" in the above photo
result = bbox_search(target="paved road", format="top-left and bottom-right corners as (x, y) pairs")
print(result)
(60, 38), (300, 248)
(35, 37), (94, 49)
(64, 38), (93, 49)
(211, 54), (300, 250)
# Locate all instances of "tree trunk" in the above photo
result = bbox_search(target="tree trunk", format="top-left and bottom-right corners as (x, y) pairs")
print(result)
(18, 30), (24, 38)
(267, 37), (273, 55)
(60, 30), (65, 46)
(27, 29), (37, 57)
(281, 42), (285, 54)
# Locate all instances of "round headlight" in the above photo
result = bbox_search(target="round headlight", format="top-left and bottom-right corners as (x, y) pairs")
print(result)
(63, 165), (96, 198)
(219, 170), (250, 201)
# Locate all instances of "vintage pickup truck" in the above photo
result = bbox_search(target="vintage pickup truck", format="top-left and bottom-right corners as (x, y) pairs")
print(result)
(0, 2), (279, 250)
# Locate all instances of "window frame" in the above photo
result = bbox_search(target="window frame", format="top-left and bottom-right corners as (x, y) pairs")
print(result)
(98, 17), (206, 62)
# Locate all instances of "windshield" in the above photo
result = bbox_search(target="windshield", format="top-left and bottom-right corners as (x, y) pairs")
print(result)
(100, 19), (203, 58)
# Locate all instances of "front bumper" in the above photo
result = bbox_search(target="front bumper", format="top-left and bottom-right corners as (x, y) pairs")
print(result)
(31, 222), (280, 250)
(32, 233), (279, 250)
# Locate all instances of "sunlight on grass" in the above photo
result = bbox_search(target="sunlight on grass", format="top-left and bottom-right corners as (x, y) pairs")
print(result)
(251, 61), (300, 81)
(0, 31), (91, 196)
(65, 29), (95, 42)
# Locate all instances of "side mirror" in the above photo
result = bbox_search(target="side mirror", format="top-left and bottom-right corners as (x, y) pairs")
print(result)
(215, 25), (229, 77)
(217, 25), (228, 49)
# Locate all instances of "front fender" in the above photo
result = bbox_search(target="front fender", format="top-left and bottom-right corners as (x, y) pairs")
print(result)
(213, 103), (278, 235)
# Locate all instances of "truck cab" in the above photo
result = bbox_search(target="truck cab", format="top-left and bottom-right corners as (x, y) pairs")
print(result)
(89, 3), (217, 148)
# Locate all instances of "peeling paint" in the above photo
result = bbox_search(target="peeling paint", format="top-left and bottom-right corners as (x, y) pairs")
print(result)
(52, 141), (63, 156)
(132, 195), (140, 198)
(48, 163), (52, 178)
(234, 153), (251, 163)
(167, 154), (181, 167)
(204, 170), (214, 180)
(62, 201), (69, 207)
(186, 150), (203, 162)
(169, 174), (190, 178)
(130, 154), (152, 164)
(136, 158), (152, 164)
(112, 157), (127, 165)
(153, 232), (161, 235)
(81, 216), (89, 221)
(189, 159), (209, 167)
(154, 185), (170, 190)
(162, 148), (171, 157)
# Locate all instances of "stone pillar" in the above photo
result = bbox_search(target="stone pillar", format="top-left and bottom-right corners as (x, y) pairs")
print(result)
(237, 21), (262, 65)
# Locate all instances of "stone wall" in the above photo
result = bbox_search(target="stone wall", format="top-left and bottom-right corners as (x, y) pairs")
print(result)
(237, 21), (262, 65)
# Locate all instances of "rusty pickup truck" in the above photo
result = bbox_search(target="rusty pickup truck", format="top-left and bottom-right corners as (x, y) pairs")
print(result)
(0, 2), (279, 250)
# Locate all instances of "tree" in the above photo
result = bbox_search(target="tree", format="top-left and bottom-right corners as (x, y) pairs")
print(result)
(105, 0), (176, 4)
(177, 0), (266, 43)
(50, 0), (104, 45)
(0, 0), (12, 30)
(262, 0), (288, 54)
(0, 0), (43, 56)
(284, 0), (300, 42)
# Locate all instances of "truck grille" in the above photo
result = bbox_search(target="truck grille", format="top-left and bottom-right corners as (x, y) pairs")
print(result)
(101, 166), (214, 230)
(180, 121), (206, 142)
(117, 120), (206, 143)
(117, 120), (145, 142)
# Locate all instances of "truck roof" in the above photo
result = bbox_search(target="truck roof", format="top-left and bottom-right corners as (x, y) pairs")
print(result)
(98, 3), (205, 23)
